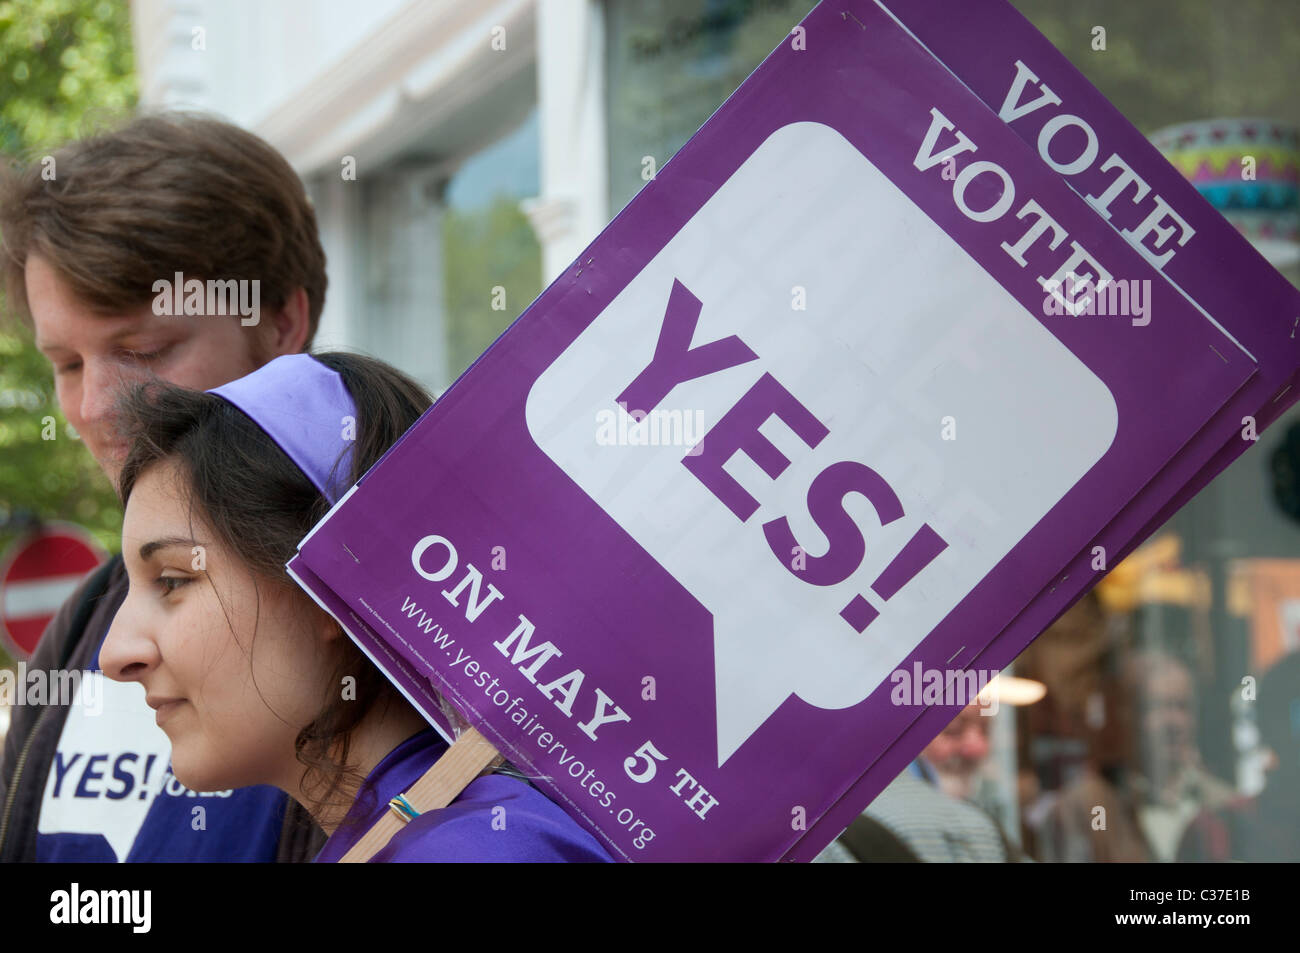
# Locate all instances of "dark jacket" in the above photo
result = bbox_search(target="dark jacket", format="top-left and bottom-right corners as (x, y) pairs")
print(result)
(0, 554), (325, 862)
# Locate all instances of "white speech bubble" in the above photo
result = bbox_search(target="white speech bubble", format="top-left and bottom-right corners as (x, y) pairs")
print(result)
(525, 122), (1116, 765)
(38, 675), (169, 860)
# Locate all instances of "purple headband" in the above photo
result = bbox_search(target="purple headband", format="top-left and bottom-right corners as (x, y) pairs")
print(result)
(206, 354), (357, 505)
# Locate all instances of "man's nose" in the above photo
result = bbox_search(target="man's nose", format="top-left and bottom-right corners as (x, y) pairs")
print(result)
(79, 357), (142, 431)
(99, 592), (162, 684)
(961, 727), (990, 760)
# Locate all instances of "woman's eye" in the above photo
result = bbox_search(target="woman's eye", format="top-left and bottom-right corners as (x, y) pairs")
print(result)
(157, 575), (191, 596)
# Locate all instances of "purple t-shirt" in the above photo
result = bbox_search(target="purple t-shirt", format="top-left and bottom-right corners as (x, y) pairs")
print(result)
(313, 729), (612, 862)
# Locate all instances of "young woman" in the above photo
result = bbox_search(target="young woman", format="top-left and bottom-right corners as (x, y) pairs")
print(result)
(99, 351), (611, 862)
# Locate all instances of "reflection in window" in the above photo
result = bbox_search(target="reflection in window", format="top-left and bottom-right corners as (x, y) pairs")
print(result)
(605, 0), (808, 215)
(442, 107), (543, 383)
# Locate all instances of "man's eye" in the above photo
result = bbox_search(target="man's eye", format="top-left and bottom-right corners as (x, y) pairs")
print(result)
(122, 348), (163, 364)
(121, 342), (177, 365)
(56, 360), (82, 375)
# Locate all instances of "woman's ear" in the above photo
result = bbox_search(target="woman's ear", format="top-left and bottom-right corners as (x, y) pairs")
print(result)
(308, 604), (345, 645)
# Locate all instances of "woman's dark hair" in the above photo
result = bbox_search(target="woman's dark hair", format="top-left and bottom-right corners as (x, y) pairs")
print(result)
(116, 350), (436, 818)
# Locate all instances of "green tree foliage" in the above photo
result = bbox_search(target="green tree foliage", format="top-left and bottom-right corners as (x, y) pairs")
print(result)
(0, 0), (137, 667)
(442, 197), (543, 381)
(0, 0), (135, 154)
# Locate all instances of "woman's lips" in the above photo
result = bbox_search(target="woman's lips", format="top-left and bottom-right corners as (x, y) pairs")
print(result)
(147, 697), (185, 724)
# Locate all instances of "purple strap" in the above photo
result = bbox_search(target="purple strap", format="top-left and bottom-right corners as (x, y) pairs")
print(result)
(207, 354), (357, 504)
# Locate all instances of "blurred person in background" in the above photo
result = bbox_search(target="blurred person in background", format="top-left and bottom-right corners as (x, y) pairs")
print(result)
(1126, 650), (1236, 861)
(1034, 647), (1234, 862)
(919, 696), (994, 801)
(832, 701), (1027, 862)
(1178, 650), (1300, 862)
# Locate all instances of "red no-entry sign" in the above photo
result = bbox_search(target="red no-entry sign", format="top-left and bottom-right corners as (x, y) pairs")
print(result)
(1, 525), (106, 660)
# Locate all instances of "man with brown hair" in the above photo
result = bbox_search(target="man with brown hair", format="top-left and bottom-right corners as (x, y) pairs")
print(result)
(0, 111), (330, 862)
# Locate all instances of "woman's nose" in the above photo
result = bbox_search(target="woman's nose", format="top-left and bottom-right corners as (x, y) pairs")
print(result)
(99, 590), (162, 683)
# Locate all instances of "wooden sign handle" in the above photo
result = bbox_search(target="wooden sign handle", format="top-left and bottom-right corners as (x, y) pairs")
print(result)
(339, 725), (503, 863)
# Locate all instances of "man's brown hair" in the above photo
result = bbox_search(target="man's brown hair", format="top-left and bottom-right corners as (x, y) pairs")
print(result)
(0, 110), (326, 343)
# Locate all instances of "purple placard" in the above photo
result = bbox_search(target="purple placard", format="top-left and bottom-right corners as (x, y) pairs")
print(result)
(293, 0), (1283, 862)
(791, 0), (1300, 860)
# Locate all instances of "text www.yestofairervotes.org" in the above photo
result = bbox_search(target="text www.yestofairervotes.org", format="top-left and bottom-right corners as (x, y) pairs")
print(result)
(363, 595), (658, 853)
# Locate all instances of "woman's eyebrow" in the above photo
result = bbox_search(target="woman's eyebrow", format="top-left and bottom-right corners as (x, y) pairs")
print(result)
(138, 537), (202, 561)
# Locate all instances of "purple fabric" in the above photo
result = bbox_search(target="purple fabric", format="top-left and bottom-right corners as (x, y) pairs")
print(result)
(313, 730), (613, 863)
(207, 354), (356, 504)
